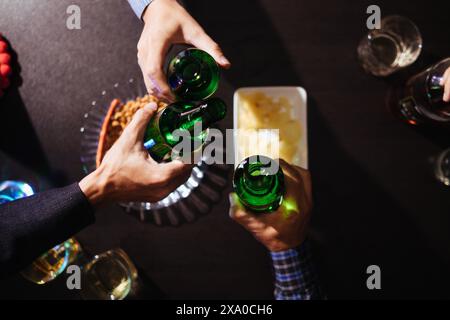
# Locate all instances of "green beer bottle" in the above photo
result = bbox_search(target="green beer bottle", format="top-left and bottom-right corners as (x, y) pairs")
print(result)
(167, 48), (220, 101)
(144, 97), (227, 162)
(233, 155), (285, 213)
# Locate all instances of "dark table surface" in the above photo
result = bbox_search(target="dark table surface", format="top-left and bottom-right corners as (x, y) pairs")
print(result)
(1, 0), (450, 299)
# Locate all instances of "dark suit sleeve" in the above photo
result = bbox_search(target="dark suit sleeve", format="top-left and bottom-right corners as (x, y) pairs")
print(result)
(0, 183), (95, 276)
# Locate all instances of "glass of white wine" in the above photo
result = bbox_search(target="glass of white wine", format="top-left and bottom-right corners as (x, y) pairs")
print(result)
(358, 15), (422, 76)
(80, 249), (138, 300)
(21, 238), (81, 284)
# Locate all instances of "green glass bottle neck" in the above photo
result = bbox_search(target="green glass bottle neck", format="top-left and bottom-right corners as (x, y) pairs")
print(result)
(167, 48), (220, 101)
(242, 164), (276, 193)
(233, 156), (285, 214)
(178, 56), (203, 85)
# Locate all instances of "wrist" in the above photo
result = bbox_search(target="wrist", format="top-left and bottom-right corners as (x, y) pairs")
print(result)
(79, 166), (110, 206)
(266, 236), (307, 253)
(142, 1), (152, 23)
(270, 240), (309, 259)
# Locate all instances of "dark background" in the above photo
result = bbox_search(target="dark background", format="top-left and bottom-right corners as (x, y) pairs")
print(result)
(0, 0), (449, 299)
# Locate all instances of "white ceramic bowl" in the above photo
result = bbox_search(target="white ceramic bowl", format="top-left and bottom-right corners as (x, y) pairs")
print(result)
(233, 86), (308, 169)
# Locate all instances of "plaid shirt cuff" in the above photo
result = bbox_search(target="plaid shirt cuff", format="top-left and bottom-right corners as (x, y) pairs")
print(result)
(271, 241), (323, 300)
(127, 0), (153, 19)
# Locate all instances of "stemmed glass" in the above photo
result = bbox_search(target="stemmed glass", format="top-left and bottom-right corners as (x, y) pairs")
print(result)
(398, 58), (450, 125)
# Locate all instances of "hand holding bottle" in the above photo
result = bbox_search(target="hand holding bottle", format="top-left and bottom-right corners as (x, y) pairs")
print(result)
(229, 160), (313, 252)
(441, 67), (450, 102)
(137, 0), (230, 102)
(79, 103), (192, 205)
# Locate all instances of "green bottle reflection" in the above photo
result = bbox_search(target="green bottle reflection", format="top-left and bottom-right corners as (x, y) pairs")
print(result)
(233, 155), (285, 213)
(144, 98), (227, 162)
(167, 48), (220, 101)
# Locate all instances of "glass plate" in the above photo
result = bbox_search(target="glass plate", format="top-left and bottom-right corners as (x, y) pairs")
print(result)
(80, 77), (229, 226)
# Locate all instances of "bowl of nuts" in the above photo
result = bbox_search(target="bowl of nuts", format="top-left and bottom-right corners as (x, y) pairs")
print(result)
(80, 77), (228, 226)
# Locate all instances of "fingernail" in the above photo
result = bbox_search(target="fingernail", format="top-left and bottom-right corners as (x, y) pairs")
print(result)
(219, 56), (230, 66)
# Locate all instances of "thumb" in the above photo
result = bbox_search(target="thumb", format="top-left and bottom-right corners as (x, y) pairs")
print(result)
(190, 32), (231, 69)
(124, 102), (158, 143)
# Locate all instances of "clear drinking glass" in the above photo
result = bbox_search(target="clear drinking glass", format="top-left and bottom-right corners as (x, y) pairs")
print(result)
(21, 238), (82, 284)
(80, 249), (138, 300)
(435, 148), (450, 186)
(357, 15), (422, 76)
(398, 57), (450, 125)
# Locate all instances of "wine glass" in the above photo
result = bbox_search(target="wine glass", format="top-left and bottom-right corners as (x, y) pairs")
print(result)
(398, 58), (450, 125)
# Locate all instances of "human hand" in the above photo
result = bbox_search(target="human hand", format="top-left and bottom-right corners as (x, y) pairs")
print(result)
(137, 0), (230, 102)
(229, 160), (312, 252)
(441, 67), (450, 102)
(79, 102), (192, 205)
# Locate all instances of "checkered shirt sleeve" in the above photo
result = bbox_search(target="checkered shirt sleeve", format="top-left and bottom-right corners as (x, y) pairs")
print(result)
(270, 241), (324, 300)
(127, 0), (153, 19)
